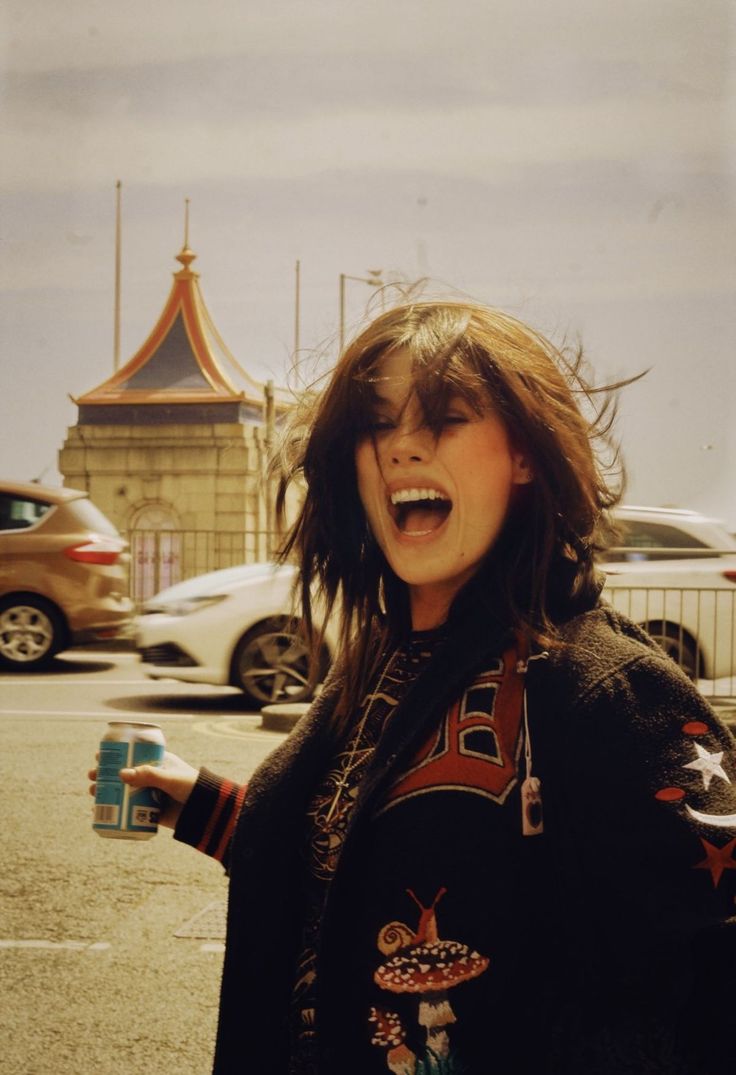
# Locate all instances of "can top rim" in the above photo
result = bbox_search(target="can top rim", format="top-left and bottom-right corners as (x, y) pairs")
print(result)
(107, 720), (162, 730)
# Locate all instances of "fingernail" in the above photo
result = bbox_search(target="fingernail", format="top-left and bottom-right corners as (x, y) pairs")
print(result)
(119, 768), (135, 779)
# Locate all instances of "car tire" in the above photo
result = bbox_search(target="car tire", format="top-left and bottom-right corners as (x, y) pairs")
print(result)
(231, 619), (329, 708)
(647, 623), (700, 679)
(0, 595), (66, 670)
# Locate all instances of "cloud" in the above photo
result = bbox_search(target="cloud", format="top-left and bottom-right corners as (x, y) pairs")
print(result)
(3, 0), (730, 199)
(1, 89), (728, 197)
(2, 0), (730, 75)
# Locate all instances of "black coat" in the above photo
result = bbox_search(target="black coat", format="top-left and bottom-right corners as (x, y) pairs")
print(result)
(194, 605), (736, 1074)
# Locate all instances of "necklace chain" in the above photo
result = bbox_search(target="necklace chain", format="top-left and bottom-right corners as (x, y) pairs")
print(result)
(321, 649), (399, 828)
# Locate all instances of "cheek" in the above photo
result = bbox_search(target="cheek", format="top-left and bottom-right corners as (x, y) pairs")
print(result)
(468, 474), (515, 529)
(460, 430), (517, 508)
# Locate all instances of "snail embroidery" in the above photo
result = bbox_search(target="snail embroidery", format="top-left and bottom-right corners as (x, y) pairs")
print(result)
(370, 888), (489, 1072)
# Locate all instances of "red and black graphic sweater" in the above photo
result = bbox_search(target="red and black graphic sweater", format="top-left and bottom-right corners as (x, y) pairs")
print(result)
(175, 606), (736, 1075)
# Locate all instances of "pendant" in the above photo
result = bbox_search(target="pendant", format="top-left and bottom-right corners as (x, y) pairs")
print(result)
(322, 776), (349, 827)
(521, 776), (543, 836)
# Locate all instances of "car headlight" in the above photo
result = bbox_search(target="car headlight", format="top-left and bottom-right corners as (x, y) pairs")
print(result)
(148, 594), (229, 616)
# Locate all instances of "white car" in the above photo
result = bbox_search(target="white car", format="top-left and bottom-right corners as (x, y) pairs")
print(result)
(602, 506), (736, 680)
(137, 507), (736, 703)
(136, 562), (334, 707)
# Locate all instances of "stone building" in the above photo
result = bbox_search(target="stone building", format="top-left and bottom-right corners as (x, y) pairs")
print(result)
(59, 242), (292, 601)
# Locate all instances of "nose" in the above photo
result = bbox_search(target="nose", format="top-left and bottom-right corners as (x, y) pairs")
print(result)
(383, 421), (434, 466)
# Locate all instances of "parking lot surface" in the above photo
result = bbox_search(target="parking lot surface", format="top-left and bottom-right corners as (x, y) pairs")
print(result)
(0, 650), (286, 1075)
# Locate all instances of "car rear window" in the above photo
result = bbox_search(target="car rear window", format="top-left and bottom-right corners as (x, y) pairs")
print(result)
(602, 520), (718, 562)
(0, 494), (52, 530)
(68, 497), (121, 537)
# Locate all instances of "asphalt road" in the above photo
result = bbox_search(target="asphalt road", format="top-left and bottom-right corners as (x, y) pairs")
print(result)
(0, 649), (287, 1075)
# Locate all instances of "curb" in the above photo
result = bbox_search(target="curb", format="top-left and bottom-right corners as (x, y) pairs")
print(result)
(260, 702), (311, 733)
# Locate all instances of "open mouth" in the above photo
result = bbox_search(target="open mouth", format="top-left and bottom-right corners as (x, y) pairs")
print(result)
(389, 487), (453, 536)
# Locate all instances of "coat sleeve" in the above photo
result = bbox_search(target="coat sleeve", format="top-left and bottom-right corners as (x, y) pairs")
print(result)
(561, 651), (736, 1071)
(173, 767), (247, 871)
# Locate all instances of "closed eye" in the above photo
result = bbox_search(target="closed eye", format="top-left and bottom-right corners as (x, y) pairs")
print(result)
(365, 404), (472, 436)
(366, 417), (396, 432)
(366, 412), (470, 434)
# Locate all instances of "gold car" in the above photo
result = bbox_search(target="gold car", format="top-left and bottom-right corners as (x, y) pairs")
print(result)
(0, 480), (133, 669)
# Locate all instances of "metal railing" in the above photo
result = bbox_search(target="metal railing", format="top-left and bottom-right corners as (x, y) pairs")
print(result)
(603, 582), (736, 700)
(124, 528), (281, 605)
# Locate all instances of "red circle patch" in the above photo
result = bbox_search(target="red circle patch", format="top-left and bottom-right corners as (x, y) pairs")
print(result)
(655, 787), (686, 802)
(683, 721), (709, 736)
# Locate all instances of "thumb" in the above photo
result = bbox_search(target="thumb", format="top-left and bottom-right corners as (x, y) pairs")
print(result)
(119, 764), (164, 788)
(118, 751), (198, 805)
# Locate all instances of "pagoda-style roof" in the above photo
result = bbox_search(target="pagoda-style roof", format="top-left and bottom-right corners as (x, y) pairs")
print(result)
(74, 245), (290, 425)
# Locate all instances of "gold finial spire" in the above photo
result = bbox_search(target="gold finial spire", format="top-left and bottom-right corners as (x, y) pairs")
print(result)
(176, 197), (197, 270)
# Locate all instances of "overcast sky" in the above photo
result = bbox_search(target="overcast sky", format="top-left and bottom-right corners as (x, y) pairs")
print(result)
(1, 0), (734, 523)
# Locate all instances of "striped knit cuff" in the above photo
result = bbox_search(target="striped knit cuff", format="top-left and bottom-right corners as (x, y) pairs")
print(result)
(174, 767), (247, 864)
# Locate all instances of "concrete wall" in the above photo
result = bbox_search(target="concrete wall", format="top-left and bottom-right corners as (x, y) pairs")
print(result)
(58, 420), (287, 594)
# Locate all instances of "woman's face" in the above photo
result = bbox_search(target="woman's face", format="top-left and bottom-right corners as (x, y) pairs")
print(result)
(355, 348), (532, 624)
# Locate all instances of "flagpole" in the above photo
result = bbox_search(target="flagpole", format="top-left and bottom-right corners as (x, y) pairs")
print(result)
(113, 180), (122, 371)
(294, 259), (301, 359)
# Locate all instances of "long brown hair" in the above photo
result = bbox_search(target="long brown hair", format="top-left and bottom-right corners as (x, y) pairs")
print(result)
(275, 301), (625, 726)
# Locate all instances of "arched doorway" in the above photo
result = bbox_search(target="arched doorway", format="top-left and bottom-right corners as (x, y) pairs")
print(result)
(129, 503), (181, 603)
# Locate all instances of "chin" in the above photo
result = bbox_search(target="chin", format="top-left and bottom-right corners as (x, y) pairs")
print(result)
(388, 555), (480, 591)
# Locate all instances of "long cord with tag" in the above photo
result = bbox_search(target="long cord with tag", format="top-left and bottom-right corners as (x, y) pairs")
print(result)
(516, 650), (549, 836)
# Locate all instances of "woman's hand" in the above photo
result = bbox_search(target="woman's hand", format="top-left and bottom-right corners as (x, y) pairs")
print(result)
(88, 750), (199, 829)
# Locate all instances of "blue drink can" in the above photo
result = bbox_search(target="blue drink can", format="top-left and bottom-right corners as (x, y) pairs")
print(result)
(93, 721), (165, 840)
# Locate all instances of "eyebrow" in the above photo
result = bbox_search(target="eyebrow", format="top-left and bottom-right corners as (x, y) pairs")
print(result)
(365, 386), (402, 408)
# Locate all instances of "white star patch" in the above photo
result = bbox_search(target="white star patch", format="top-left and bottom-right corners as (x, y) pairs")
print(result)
(683, 743), (731, 790)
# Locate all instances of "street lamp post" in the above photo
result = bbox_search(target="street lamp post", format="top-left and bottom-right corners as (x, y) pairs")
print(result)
(339, 270), (384, 354)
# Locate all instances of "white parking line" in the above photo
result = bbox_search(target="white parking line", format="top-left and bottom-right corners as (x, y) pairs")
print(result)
(4, 680), (166, 686)
(0, 939), (227, 955)
(2, 679), (236, 689)
(0, 709), (198, 720)
(0, 940), (111, 951)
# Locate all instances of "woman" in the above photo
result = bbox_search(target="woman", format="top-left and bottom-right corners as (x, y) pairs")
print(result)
(91, 302), (736, 1074)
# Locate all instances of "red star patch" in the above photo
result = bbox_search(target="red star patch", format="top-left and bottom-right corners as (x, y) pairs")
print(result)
(693, 837), (736, 887)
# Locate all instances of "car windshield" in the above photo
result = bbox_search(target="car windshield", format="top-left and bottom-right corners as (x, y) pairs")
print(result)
(601, 515), (736, 562)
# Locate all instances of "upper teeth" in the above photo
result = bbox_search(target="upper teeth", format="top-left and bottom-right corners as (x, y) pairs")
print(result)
(390, 488), (448, 505)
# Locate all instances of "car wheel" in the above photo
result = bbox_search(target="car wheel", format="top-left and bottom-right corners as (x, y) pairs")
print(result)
(0, 596), (65, 670)
(648, 624), (700, 679)
(232, 621), (327, 708)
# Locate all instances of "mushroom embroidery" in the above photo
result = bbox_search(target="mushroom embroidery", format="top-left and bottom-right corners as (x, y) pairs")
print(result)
(371, 888), (489, 1072)
(369, 1008), (417, 1074)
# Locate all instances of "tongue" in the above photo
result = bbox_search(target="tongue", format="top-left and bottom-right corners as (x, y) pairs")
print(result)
(399, 503), (450, 534)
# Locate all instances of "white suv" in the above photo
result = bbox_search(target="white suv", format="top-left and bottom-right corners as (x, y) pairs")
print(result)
(602, 506), (736, 680)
